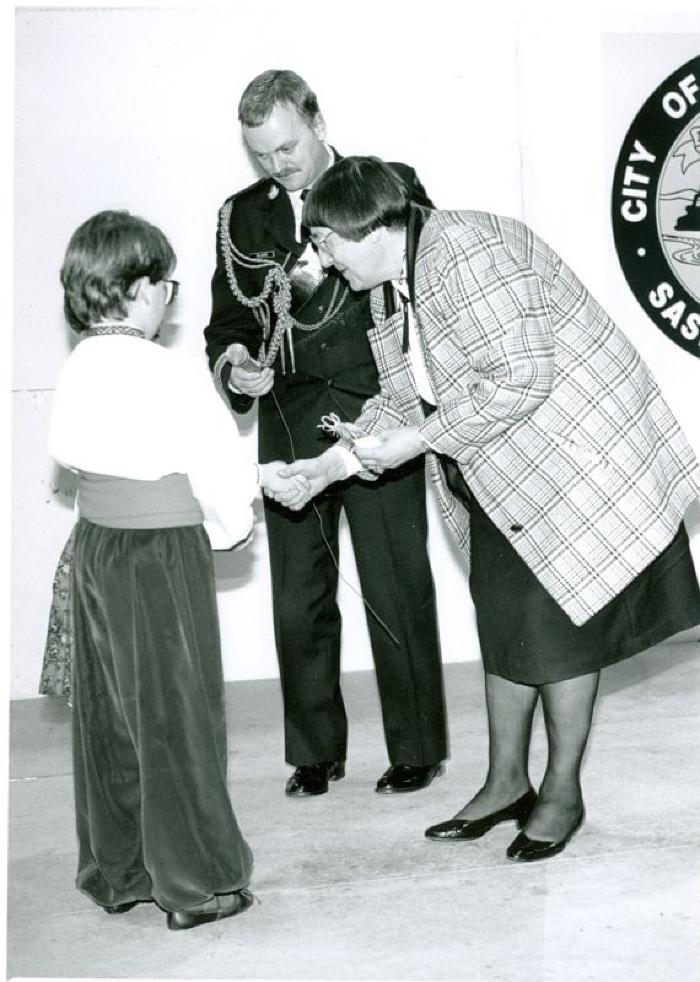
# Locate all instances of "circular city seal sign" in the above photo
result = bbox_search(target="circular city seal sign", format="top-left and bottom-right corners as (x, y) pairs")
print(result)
(612, 55), (700, 357)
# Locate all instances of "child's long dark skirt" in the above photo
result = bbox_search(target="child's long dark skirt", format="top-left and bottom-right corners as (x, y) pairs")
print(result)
(71, 518), (253, 913)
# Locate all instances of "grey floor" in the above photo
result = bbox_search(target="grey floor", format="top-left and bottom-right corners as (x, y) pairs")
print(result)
(8, 638), (700, 981)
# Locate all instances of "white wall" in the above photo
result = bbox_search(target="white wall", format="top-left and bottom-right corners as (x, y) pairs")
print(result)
(12, 2), (700, 698)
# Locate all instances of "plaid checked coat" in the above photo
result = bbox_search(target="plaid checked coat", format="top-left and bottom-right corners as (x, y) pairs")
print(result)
(349, 207), (700, 625)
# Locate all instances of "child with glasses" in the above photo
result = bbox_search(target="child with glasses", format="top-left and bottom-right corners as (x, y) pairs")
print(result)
(49, 209), (304, 930)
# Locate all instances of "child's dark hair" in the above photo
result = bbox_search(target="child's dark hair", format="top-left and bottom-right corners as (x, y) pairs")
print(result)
(60, 210), (175, 332)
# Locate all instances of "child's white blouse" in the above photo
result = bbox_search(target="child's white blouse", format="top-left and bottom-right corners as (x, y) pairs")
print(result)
(49, 334), (259, 549)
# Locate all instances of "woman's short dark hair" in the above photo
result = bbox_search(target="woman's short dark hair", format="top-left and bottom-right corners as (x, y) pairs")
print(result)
(60, 210), (175, 333)
(303, 156), (411, 241)
(238, 69), (320, 128)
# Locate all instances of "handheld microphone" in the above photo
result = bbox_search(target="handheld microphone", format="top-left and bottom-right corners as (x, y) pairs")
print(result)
(226, 343), (261, 373)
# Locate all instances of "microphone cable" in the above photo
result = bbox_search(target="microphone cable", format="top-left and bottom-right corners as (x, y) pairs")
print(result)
(269, 387), (400, 648)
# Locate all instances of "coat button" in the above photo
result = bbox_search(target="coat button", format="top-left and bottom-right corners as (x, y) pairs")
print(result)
(327, 379), (334, 387)
(510, 524), (523, 533)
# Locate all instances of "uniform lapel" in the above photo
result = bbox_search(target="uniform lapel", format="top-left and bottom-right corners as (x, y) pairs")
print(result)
(260, 185), (304, 262)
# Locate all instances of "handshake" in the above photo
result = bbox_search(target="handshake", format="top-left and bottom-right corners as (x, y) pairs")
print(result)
(258, 451), (349, 511)
(228, 347), (428, 509)
(257, 426), (428, 511)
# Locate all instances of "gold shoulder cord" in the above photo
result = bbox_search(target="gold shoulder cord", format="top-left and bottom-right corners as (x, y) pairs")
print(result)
(217, 198), (349, 378)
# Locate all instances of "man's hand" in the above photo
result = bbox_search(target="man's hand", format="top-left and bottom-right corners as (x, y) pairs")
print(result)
(279, 449), (349, 502)
(259, 461), (311, 511)
(228, 363), (275, 397)
(353, 426), (425, 472)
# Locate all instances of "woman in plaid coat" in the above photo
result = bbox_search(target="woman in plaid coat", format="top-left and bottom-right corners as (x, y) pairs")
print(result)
(283, 155), (700, 862)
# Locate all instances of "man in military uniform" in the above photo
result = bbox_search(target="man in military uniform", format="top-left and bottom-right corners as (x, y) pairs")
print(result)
(204, 70), (447, 797)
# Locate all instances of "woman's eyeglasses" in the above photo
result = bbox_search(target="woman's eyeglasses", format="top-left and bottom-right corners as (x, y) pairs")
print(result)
(309, 230), (340, 255)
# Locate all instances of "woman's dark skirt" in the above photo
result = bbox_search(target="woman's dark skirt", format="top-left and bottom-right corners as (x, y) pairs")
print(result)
(444, 467), (700, 685)
(71, 519), (253, 913)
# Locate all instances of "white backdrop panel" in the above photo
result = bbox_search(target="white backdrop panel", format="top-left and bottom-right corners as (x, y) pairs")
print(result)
(12, 4), (700, 699)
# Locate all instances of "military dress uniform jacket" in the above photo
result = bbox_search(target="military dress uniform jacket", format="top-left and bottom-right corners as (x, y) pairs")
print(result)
(348, 206), (700, 626)
(205, 160), (431, 463)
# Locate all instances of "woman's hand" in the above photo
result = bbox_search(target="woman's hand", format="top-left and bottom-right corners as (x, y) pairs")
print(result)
(278, 450), (349, 505)
(353, 427), (426, 472)
(258, 461), (311, 510)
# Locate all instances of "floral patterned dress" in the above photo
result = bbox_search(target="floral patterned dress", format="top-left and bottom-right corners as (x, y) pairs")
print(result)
(39, 529), (75, 704)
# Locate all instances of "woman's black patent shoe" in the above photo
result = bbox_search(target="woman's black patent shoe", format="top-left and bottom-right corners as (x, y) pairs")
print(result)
(425, 788), (537, 841)
(507, 807), (585, 862)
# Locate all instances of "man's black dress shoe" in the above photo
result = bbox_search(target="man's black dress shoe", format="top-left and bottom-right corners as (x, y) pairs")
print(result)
(167, 888), (253, 931)
(102, 900), (140, 914)
(285, 761), (345, 797)
(425, 788), (537, 840)
(506, 807), (585, 862)
(375, 763), (443, 794)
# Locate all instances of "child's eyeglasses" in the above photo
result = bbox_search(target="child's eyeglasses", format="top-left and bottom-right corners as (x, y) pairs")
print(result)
(163, 279), (180, 305)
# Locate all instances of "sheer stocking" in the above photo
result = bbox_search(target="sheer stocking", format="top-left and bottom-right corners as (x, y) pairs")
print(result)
(523, 671), (600, 840)
(454, 672), (537, 820)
